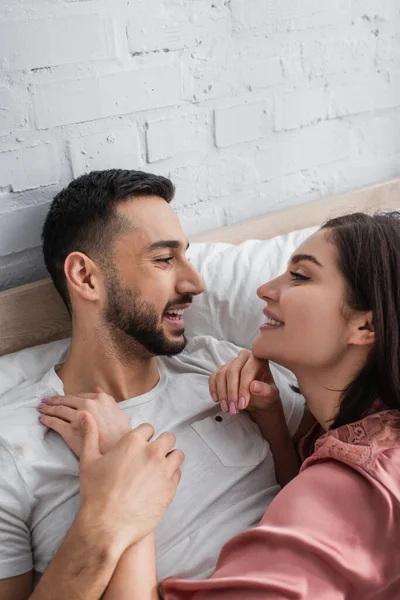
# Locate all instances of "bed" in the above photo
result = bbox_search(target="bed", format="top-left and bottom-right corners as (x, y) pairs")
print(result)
(0, 176), (399, 359)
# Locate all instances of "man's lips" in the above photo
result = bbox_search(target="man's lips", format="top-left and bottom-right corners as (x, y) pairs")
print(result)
(164, 303), (192, 313)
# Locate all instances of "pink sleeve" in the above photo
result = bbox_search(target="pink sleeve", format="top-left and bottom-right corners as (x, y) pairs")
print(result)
(162, 460), (394, 600)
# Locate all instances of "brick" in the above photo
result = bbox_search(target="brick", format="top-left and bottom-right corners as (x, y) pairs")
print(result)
(256, 121), (351, 182)
(353, 114), (400, 157)
(68, 128), (142, 178)
(0, 15), (117, 71)
(0, 144), (58, 193)
(145, 113), (208, 163)
(196, 155), (259, 200)
(127, 0), (231, 54)
(0, 201), (50, 256)
(32, 65), (183, 129)
(328, 73), (400, 118)
(176, 202), (226, 237)
(214, 102), (267, 148)
(231, 0), (349, 35)
(0, 87), (28, 136)
(191, 58), (283, 102)
(274, 87), (328, 132)
(301, 35), (376, 78)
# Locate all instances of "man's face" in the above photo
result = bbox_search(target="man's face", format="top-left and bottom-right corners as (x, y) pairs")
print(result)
(103, 196), (205, 357)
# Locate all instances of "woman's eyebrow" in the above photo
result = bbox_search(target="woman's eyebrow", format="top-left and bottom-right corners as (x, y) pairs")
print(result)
(290, 253), (323, 267)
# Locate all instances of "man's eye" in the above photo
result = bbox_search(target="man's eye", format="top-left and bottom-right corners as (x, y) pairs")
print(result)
(156, 257), (174, 264)
(290, 271), (310, 281)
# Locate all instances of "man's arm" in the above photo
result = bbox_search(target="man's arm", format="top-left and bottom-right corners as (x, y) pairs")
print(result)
(29, 511), (121, 600)
(16, 414), (182, 600)
(0, 572), (33, 600)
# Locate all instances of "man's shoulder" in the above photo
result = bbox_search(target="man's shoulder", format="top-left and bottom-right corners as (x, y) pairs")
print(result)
(0, 369), (56, 409)
(0, 368), (60, 440)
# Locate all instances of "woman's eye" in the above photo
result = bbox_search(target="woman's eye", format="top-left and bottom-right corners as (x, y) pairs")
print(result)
(290, 271), (310, 281)
(156, 257), (174, 264)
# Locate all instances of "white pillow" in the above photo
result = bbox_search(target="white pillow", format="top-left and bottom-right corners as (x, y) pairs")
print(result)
(0, 225), (318, 397)
(185, 226), (318, 348)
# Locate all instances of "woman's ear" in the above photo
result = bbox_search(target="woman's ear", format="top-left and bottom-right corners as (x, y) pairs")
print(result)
(349, 310), (375, 346)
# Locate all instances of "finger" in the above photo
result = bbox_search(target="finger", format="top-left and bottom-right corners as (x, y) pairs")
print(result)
(226, 352), (251, 413)
(153, 431), (177, 456)
(165, 448), (185, 476)
(238, 356), (271, 411)
(208, 373), (219, 404)
(39, 414), (73, 438)
(214, 364), (231, 413)
(131, 423), (155, 442)
(237, 360), (260, 410)
(250, 380), (280, 405)
(171, 468), (182, 490)
(37, 403), (77, 423)
(41, 394), (96, 409)
(80, 412), (101, 468)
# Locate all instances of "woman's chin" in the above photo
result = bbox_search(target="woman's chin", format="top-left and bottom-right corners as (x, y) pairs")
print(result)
(251, 336), (271, 360)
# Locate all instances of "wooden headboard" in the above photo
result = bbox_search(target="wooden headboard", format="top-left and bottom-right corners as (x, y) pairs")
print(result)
(1, 177), (399, 357)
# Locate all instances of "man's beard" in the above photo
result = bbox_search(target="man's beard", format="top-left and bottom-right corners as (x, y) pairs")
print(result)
(104, 273), (190, 357)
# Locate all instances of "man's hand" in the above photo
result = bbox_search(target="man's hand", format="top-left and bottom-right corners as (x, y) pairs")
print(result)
(37, 387), (131, 456)
(78, 413), (184, 554)
(209, 350), (280, 415)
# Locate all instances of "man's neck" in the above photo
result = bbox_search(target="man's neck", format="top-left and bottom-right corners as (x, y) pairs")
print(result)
(57, 332), (161, 402)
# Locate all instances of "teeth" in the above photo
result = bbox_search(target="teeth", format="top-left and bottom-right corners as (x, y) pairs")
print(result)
(166, 309), (184, 316)
(265, 316), (283, 326)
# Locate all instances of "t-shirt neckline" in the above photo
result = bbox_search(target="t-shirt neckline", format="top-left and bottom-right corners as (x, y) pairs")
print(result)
(45, 358), (169, 408)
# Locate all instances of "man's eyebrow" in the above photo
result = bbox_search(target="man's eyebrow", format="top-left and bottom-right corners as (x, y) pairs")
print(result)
(146, 240), (190, 252)
(290, 253), (323, 267)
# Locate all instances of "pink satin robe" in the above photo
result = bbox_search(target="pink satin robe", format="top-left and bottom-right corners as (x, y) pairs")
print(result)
(162, 410), (400, 599)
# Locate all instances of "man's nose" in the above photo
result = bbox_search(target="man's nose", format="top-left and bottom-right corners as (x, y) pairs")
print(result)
(177, 262), (205, 296)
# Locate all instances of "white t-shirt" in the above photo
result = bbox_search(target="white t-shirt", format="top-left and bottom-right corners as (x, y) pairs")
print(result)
(0, 336), (304, 582)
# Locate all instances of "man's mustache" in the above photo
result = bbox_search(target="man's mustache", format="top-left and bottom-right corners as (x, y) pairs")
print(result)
(164, 294), (194, 312)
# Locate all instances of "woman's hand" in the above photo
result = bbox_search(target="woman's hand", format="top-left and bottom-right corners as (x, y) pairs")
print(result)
(209, 350), (280, 415)
(37, 387), (132, 457)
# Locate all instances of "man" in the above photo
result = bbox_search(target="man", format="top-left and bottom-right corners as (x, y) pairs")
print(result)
(0, 170), (304, 599)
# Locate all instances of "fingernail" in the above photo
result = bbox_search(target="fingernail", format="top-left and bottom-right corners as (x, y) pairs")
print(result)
(37, 403), (46, 411)
(252, 382), (261, 393)
(211, 392), (219, 403)
(220, 399), (228, 413)
(238, 397), (246, 410)
(229, 401), (237, 415)
(41, 398), (49, 403)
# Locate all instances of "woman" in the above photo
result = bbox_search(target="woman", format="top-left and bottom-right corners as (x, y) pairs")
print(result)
(40, 212), (400, 599)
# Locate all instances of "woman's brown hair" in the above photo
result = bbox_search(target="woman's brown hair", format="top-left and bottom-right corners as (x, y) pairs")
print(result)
(322, 212), (400, 428)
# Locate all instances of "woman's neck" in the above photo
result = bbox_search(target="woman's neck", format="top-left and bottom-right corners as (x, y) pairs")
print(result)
(293, 350), (368, 431)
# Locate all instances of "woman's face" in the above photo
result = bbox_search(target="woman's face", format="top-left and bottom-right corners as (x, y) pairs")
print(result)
(252, 229), (361, 371)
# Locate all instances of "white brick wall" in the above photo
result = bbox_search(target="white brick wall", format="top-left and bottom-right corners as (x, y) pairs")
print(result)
(0, 0), (399, 290)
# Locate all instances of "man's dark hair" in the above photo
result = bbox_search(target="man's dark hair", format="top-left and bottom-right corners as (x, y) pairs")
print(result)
(321, 212), (400, 428)
(42, 169), (175, 311)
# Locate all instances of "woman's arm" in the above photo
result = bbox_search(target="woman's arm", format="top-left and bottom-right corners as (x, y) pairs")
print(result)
(249, 400), (301, 486)
(162, 460), (390, 600)
(102, 535), (159, 600)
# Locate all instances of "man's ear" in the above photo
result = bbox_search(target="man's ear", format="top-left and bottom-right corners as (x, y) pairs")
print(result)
(64, 252), (103, 304)
(349, 310), (375, 346)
